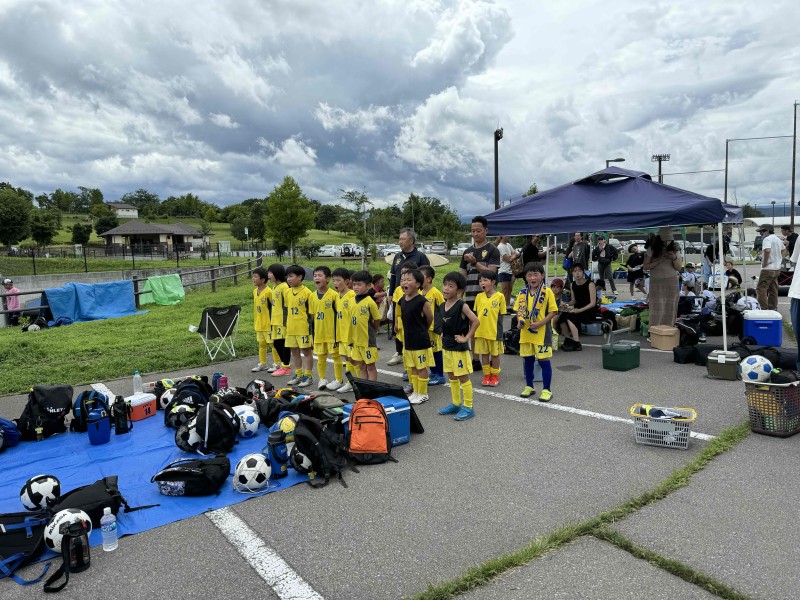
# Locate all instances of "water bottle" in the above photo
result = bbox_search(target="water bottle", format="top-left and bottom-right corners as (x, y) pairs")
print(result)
(211, 372), (222, 392)
(100, 507), (118, 551)
(133, 371), (143, 395)
(219, 374), (228, 390)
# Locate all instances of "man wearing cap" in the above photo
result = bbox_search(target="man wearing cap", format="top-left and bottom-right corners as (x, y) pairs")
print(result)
(757, 226), (784, 310)
(2, 278), (21, 326)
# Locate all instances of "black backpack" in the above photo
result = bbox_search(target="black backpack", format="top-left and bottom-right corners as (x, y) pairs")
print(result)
(151, 456), (230, 496)
(179, 403), (240, 454)
(51, 476), (156, 528)
(255, 395), (292, 428)
(164, 379), (213, 429)
(0, 418), (22, 453)
(16, 385), (73, 441)
(292, 415), (354, 488)
(0, 510), (51, 585)
(503, 327), (521, 355)
(70, 390), (110, 433)
(675, 321), (700, 346)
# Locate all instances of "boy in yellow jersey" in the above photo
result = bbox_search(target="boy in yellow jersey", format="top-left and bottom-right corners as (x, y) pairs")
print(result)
(514, 262), (558, 401)
(399, 269), (434, 404)
(267, 264), (292, 376)
(420, 265), (445, 386)
(332, 268), (356, 394)
(283, 265), (314, 388)
(310, 266), (340, 390)
(349, 270), (382, 380)
(474, 270), (506, 387)
(436, 271), (480, 420)
(251, 267), (273, 372)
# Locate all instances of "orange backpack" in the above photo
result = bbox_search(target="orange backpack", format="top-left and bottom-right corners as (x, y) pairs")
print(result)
(346, 399), (398, 464)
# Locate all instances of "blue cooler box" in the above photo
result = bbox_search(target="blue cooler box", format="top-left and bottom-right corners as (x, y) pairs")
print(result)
(743, 310), (783, 346)
(343, 396), (410, 446)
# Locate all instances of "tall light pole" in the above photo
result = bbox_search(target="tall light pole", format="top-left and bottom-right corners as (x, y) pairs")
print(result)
(791, 101), (798, 228)
(494, 128), (503, 211)
(605, 157), (625, 168)
(772, 201), (777, 227)
(651, 154), (670, 183)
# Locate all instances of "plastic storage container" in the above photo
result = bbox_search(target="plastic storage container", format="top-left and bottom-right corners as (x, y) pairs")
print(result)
(630, 404), (696, 449)
(580, 320), (605, 336)
(125, 392), (157, 421)
(744, 381), (800, 437)
(602, 340), (640, 371)
(343, 396), (410, 447)
(649, 325), (680, 350)
(743, 310), (783, 346)
(706, 350), (741, 380)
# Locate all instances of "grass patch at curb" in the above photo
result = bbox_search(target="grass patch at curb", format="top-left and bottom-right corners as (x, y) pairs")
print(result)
(409, 422), (751, 600)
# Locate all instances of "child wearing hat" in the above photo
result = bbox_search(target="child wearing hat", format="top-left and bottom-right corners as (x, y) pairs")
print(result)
(2, 278), (21, 326)
(681, 263), (698, 294)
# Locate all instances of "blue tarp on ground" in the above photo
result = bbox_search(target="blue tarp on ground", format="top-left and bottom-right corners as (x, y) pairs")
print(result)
(486, 167), (743, 236)
(44, 281), (145, 323)
(0, 414), (307, 557)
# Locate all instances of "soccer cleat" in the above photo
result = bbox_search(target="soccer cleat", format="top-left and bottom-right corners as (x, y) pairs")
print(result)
(287, 375), (302, 385)
(251, 363), (266, 372)
(272, 367), (292, 376)
(266, 363), (280, 373)
(410, 393), (428, 405)
(481, 374), (492, 386)
(317, 378), (329, 390)
(325, 379), (343, 391)
(454, 407), (475, 421)
(297, 376), (313, 388)
(429, 374), (446, 386)
(538, 389), (553, 402)
(387, 353), (403, 366)
(407, 392), (420, 403)
(572, 341), (583, 351)
(488, 375), (499, 387)
(337, 382), (353, 394)
(402, 371), (409, 381)
(438, 403), (460, 415)
(520, 386), (535, 398)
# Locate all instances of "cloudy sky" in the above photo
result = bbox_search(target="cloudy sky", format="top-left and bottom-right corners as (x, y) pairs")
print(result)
(1, 0), (798, 217)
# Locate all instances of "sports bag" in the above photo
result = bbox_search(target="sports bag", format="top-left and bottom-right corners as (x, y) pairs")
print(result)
(675, 321), (700, 347)
(255, 395), (292, 428)
(0, 417), (22, 453)
(503, 327), (520, 355)
(292, 415), (354, 488)
(190, 402), (239, 454)
(70, 390), (110, 433)
(51, 476), (155, 529)
(346, 398), (397, 465)
(673, 346), (699, 365)
(16, 385), (73, 441)
(151, 456), (230, 496)
(0, 510), (51, 585)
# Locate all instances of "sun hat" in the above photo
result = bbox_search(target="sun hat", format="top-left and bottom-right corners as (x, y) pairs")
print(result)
(551, 278), (564, 287)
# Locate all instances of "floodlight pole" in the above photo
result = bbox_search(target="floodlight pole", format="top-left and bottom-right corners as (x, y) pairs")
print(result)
(651, 154), (670, 183)
(494, 128), (503, 211)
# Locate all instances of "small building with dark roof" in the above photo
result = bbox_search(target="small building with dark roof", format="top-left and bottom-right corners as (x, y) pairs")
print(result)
(99, 220), (210, 252)
(106, 202), (139, 219)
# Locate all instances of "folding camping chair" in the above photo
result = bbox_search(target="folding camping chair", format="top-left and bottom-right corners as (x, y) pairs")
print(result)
(193, 305), (241, 360)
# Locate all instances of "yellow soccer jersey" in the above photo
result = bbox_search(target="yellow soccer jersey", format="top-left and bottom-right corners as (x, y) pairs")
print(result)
(516, 285), (558, 346)
(350, 295), (381, 348)
(392, 285), (405, 332)
(253, 286), (272, 332)
(284, 285), (312, 337)
(474, 291), (506, 341)
(424, 287), (444, 332)
(311, 288), (338, 344)
(336, 289), (356, 343)
(270, 282), (289, 327)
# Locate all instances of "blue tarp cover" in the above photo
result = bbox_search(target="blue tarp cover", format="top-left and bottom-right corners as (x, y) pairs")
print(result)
(487, 167), (743, 236)
(44, 281), (144, 323)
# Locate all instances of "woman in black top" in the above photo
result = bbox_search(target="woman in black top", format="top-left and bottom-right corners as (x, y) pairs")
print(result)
(559, 264), (597, 351)
(625, 243), (647, 298)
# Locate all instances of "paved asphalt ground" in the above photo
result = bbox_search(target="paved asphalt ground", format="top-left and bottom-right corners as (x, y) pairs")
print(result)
(2, 292), (799, 599)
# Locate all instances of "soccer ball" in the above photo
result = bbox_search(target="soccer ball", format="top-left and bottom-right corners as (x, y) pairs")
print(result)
(289, 445), (313, 475)
(233, 453), (271, 493)
(739, 355), (773, 382)
(159, 388), (177, 410)
(235, 406), (260, 438)
(20, 474), (61, 510)
(165, 402), (196, 429)
(175, 417), (204, 452)
(44, 509), (92, 551)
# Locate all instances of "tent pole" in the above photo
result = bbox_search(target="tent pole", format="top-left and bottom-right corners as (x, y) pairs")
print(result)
(738, 223), (747, 290)
(718, 222), (727, 352)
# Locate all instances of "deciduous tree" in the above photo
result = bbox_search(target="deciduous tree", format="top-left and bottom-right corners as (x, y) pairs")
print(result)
(265, 176), (315, 260)
(0, 187), (33, 246)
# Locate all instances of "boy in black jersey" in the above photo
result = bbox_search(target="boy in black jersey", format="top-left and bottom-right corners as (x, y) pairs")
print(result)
(399, 269), (434, 404)
(435, 272), (479, 420)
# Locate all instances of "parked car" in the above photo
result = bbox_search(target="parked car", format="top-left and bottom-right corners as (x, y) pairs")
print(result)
(381, 244), (402, 257)
(430, 241), (448, 255)
(317, 245), (341, 257)
(449, 242), (471, 256)
(341, 243), (363, 257)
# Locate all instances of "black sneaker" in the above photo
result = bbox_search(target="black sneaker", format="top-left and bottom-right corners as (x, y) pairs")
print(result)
(573, 341), (583, 351)
(472, 358), (482, 371)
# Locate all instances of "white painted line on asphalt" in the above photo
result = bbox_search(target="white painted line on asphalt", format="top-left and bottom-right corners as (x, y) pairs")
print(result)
(207, 507), (324, 600)
(373, 367), (716, 441)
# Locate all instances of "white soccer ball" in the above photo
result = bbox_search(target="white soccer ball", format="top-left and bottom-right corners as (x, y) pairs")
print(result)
(739, 355), (773, 382)
(28, 324), (40, 331)
(159, 388), (177, 410)
(233, 453), (271, 493)
(235, 406), (261, 438)
(44, 509), (92, 551)
(166, 402), (196, 429)
(289, 445), (313, 475)
(20, 474), (61, 510)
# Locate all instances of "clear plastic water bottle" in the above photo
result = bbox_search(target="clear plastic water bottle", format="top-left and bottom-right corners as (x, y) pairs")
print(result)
(100, 507), (118, 551)
(133, 371), (143, 395)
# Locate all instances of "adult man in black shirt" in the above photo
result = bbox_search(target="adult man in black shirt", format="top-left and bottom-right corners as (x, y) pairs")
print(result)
(459, 216), (501, 310)
(781, 225), (798, 259)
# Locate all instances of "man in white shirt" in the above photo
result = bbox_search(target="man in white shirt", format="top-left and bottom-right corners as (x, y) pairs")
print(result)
(756, 226), (784, 310)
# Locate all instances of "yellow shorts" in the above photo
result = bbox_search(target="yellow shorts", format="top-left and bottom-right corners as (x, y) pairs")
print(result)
(285, 334), (313, 349)
(403, 348), (434, 371)
(314, 341), (338, 356)
(271, 325), (285, 340)
(337, 342), (351, 359)
(350, 345), (379, 365)
(429, 332), (442, 352)
(443, 350), (473, 377)
(256, 330), (271, 348)
(520, 342), (553, 360)
(474, 338), (504, 357)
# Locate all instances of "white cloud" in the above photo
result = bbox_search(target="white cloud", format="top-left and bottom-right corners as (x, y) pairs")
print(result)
(265, 137), (318, 169)
(209, 112), (240, 129)
(315, 103), (398, 134)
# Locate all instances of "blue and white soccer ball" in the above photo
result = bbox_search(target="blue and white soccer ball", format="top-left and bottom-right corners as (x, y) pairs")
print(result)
(739, 355), (773, 382)
(235, 406), (261, 438)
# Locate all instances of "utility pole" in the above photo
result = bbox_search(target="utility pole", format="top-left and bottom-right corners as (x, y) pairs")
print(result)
(792, 101), (798, 228)
(651, 154), (670, 183)
(494, 128), (503, 211)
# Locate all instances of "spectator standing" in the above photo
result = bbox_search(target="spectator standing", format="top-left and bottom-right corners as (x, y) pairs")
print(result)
(782, 225), (798, 259)
(642, 228), (682, 328)
(591, 236), (618, 294)
(2, 278), (21, 326)
(520, 235), (553, 266)
(625, 243), (647, 299)
(788, 240), (800, 370)
(495, 235), (516, 311)
(756, 225), (783, 311)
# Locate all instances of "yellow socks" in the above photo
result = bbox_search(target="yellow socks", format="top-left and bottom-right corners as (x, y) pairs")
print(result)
(317, 354), (328, 380)
(462, 380), (474, 408)
(304, 369), (313, 378)
(491, 367), (501, 377)
(449, 381), (461, 405)
(333, 356), (343, 382)
(417, 376), (429, 396)
(482, 364), (491, 376)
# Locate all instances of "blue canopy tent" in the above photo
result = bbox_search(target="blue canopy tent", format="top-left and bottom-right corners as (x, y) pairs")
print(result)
(485, 167), (742, 235)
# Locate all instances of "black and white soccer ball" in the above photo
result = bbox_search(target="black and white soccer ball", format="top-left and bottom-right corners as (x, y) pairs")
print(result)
(44, 509), (92, 551)
(233, 453), (271, 493)
(159, 388), (177, 410)
(20, 474), (61, 510)
(175, 417), (204, 452)
(165, 402), (196, 429)
(289, 446), (313, 475)
(235, 406), (260, 438)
